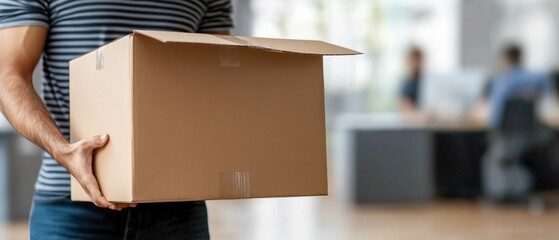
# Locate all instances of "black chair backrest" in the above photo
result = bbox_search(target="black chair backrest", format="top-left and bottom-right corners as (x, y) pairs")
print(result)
(498, 98), (536, 133)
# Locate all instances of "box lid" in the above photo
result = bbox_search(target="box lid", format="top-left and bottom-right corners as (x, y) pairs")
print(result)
(133, 30), (361, 56)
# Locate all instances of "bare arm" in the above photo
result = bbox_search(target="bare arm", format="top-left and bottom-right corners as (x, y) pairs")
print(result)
(469, 99), (490, 126)
(399, 97), (417, 114)
(0, 26), (130, 210)
(0, 26), (66, 154)
(399, 97), (429, 124)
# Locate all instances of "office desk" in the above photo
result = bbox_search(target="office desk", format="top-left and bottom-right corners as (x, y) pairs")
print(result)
(333, 113), (488, 203)
(432, 130), (486, 198)
(334, 112), (559, 203)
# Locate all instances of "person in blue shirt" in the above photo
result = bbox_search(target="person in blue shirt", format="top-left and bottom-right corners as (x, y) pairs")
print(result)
(399, 46), (435, 124)
(400, 47), (424, 113)
(481, 44), (551, 202)
(486, 45), (550, 127)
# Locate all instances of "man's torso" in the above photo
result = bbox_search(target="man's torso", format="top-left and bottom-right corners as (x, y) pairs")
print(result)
(489, 68), (547, 126)
(3, 0), (231, 197)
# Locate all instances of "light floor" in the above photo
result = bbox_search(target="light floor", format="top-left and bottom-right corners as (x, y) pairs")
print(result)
(2, 197), (559, 240)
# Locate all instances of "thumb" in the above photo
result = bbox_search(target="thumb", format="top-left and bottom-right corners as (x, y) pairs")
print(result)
(87, 133), (109, 149)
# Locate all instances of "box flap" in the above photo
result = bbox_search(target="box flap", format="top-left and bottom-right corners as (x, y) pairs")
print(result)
(133, 30), (244, 47)
(231, 36), (361, 55)
(133, 30), (361, 56)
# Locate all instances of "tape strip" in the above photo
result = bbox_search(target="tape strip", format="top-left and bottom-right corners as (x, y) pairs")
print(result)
(214, 35), (263, 48)
(215, 35), (286, 52)
(96, 47), (104, 70)
(219, 171), (251, 198)
(219, 47), (241, 67)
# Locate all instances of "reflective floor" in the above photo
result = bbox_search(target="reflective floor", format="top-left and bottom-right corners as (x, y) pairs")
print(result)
(208, 197), (559, 240)
(3, 196), (559, 240)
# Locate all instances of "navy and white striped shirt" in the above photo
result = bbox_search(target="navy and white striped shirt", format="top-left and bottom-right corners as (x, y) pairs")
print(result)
(0, 0), (233, 198)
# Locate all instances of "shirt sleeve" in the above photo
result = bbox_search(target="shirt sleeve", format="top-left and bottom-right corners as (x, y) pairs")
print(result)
(0, 0), (49, 29)
(198, 0), (233, 33)
(541, 74), (553, 95)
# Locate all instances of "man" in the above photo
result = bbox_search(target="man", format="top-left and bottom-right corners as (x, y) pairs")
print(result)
(485, 45), (549, 128)
(479, 44), (550, 202)
(399, 46), (424, 114)
(0, 1), (232, 239)
(400, 47), (425, 122)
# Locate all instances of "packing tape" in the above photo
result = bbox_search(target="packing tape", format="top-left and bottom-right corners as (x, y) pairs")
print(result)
(96, 47), (104, 70)
(219, 171), (251, 198)
(219, 47), (241, 67)
(215, 35), (284, 53)
(215, 35), (263, 49)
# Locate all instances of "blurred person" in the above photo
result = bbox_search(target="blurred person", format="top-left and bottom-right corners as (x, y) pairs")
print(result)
(399, 46), (425, 118)
(487, 45), (549, 127)
(0, 1), (232, 239)
(478, 44), (551, 202)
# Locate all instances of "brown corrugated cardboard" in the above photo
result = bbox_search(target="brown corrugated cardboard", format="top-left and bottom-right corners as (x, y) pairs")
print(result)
(70, 30), (360, 203)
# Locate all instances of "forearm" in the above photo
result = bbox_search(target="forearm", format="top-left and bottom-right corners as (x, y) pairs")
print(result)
(0, 26), (128, 208)
(0, 72), (68, 160)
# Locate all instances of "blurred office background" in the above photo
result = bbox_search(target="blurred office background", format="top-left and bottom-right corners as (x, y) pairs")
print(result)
(3, 0), (559, 239)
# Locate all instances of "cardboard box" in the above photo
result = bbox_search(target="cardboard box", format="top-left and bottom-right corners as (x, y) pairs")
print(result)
(69, 30), (359, 203)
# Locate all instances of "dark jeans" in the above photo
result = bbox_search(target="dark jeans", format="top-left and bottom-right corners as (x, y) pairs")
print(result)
(29, 196), (209, 240)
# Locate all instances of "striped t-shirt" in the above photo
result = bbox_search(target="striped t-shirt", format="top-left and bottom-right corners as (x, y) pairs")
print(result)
(0, 0), (233, 198)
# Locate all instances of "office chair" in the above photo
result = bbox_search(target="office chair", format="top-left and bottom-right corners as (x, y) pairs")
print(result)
(498, 98), (539, 154)
(483, 97), (541, 202)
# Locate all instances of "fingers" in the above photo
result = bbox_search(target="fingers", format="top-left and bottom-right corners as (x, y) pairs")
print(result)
(84, 133), (109, 149)
(79, 173), (137, 210)
(73, 133), (132, 210)
(112, 203), (131, 210)
(110, 203), (136, 209)
(79, 172), (121, 210)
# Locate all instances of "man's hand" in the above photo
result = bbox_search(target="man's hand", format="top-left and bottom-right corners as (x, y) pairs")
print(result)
(54, 134), (134, 210)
